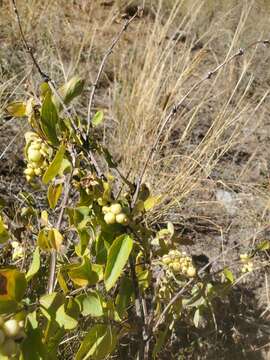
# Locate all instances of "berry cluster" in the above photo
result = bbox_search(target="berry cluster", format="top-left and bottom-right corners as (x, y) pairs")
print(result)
(240, 253), (253, 273)
(0, 317), (25, 357)
(162, 249), (197, 278)
(24, 132), (51, 182)
(102, 202), (129, 225)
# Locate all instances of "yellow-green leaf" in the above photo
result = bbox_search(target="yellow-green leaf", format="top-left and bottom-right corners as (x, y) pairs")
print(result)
(37, 228), (63, 251)
(40, 292), (64, 315)
(104, 234), (133, 291)
(223, 268), (234, 283)
(57, 271), (69, 294)
(0, 268), (27, 313)
(55, 304), (78, 330)
(256, 240), (270, 251)
(92, 111), (104, 127)
(53, 76), (85, 109)
(6, 101), (26, 117)
(115, 277), (134, 319)
(0, 216), (9, 244)
(41, 91), (59, 145)
(40, 82), (50, 100)
(75, 325), (117, 360)
(42, 144), (66, 184)
(26, 247), (40, 281)
(21, 311), (47, 360)
(76, 291), (103, 317)
(68, 256), (102, 287)
(144, 195), (161, 211)
(47, 183), (63, 209)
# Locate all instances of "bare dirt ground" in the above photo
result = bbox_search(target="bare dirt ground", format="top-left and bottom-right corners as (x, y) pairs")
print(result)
(1, 1), (270, 359)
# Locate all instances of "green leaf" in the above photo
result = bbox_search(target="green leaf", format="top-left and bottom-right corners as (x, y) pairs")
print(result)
(40, 292), (64, 311)
(55, 303), (78, 330)
(68, 256), (102, 287)
(0, 268), (27, 313)
(256, 240), (270, 251)
(95, 234), (108, 264)
(40, 82), (50, 99)
(40, 295), (71, 354)
(67, 206), (91, 227)
(66, 297), (80, 319)
(0, 268), (26, 301)
(41, 91), (59, 145)
(76, 291), (103, 317)
(26, 247), (40, 281)
(75, 229), (90, 257)
(37, 228), (63, 251)
(42, 144), (66, 184)
(0, 299), (17, 314)
(58, 158), (72, 176)
(53, 76), (85, 109)
(223, 268), (234, 283)
(40, 292), (65, 322)
(137, 269), (150, 291)
(21, 311), (47, 360)
(144, 195), (161, 211)
(75, 325), (117, 360)
(44, 319), (65, 359)
(115, 277), (134, 318)
(57, 271), (69, 294)
(5, 101), (26, 117)
(104, 234), (133, 291)
(92, 111), (104, 127)
(0, 216), (9, 244)
(47, 183), (63, 209)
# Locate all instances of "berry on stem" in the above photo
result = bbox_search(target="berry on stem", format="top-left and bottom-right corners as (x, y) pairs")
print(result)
(110, 203), (122, 215)
(104, 212), (116, 225)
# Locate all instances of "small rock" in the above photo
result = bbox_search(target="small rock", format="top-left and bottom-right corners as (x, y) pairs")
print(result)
(216, 189), (237, 215)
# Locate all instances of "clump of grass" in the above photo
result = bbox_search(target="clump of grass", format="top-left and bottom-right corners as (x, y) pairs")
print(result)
(104, 0), (269, 223)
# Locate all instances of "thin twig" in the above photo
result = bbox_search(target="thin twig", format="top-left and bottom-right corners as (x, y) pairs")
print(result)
(47, 172), (72, 294)
(129, 255), (148, 360)
(86, 9), (140, 135)
(128, 225), (151, 359)
(11, 0), (49, 82)
(131, 39), (270, 207)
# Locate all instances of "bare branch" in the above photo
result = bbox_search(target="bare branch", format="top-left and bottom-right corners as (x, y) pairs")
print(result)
(86, 9), (140, 136)
(131, 39), (270, 208)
